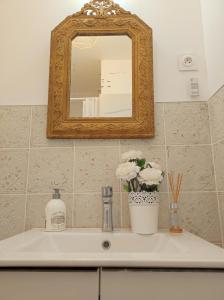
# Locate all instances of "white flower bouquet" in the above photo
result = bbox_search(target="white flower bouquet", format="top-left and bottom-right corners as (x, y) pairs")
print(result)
(116, 150), (165, 193)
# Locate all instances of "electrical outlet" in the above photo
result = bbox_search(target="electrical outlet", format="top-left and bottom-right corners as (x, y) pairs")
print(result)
(183, 55), (193, 67)
(178, 54), (198, 71)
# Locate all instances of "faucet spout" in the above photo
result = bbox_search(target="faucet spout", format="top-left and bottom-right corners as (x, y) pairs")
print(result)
(102, 186), (113, 232)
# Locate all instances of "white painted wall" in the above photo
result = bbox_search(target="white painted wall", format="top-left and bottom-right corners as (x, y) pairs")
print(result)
(0, 0), (208, 105)
(101, 60), (132, 94)
(200, 0), (224, 97)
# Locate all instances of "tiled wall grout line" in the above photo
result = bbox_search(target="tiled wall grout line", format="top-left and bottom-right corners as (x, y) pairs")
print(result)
(0, 143), (218, 151)
(175, 191), (219, 194)
(23, 107), (33, 232)
(118, 139), (123, 227)
(0, 148), (29, 150)
(0, 194), (28, 196)
(0, 147), (73, 151)
(213, 138), (224, 146)
(165, 144), (212, 147)
(0, 191), (213, 196)
(162, 103), (170, 197)
(30, 146), (74, 150)
(72, 144), (76, 227)
(73, 144), (120, 148)
(208, 100), (224, 247)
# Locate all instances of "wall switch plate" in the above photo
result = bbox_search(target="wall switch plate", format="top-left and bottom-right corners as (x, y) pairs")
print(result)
(189, 78), (200, 97)
(178, 54), (198, 71)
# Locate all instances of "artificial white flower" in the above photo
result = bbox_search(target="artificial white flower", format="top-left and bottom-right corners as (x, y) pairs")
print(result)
(139, 167), (163, 186)
(121, 150), (143, 162)
(147, 162), (161, 170)
(116, 162), (140, 181)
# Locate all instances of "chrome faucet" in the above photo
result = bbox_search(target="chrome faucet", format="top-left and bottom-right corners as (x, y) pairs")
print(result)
(102, 186), (113, 232)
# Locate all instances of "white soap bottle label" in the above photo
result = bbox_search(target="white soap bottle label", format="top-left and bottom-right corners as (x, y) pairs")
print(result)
(45, 189), (66, 232)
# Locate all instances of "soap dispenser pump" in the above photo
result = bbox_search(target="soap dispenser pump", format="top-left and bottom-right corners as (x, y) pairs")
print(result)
(45, 189), (66, 232)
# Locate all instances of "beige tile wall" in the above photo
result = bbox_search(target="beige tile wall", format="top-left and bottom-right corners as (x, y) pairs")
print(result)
(208, 85), (224, 247)
(0, 102), (221, 246)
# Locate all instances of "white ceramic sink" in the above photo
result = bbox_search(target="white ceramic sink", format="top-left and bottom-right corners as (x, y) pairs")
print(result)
(0, 229), (224, 268)
(16, 230), (187, 253)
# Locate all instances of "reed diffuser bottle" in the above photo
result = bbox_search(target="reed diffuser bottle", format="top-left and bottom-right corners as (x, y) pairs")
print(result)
(168, 173), (183, 234)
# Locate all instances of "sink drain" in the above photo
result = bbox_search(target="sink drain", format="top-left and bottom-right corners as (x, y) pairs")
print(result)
(102, 240), (111, 250)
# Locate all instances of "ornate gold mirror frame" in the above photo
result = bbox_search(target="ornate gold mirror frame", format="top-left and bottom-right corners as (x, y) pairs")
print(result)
(47, 0), (154, 139)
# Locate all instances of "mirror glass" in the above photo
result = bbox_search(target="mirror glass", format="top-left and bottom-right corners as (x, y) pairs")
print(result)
(69, 35), (132, 118)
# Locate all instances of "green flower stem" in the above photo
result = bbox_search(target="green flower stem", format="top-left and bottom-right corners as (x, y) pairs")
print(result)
(130, 178), (139, 192)
(131, 180), (135, 192)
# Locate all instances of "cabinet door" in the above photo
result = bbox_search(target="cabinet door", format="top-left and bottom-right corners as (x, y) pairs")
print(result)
(0, 269), (99, 300)
(101, 269), (224, 300)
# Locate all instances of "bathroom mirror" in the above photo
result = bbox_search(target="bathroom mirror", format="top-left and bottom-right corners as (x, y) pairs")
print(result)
(70, 35), (132, 118)
(47, 0), (154, 139)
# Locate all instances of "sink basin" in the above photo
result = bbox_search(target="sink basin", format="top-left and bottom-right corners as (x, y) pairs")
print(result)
(16, 230), (187, 254)
(0, 229), (224, 268)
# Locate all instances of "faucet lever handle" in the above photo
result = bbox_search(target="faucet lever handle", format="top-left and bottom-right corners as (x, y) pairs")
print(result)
(101, 186), (113, 198)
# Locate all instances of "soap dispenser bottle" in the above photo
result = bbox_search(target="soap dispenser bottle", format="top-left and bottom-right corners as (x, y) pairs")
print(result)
(45, 189), (66, 232)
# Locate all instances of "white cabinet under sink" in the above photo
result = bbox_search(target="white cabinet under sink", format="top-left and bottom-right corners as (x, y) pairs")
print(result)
(101, 269), (224, 300)
(1, 268), (224, 300)
(0, 269), (99, 300)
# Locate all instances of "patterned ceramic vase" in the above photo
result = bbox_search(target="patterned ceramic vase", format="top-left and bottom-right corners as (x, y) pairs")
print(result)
(128, 191), (160, 234)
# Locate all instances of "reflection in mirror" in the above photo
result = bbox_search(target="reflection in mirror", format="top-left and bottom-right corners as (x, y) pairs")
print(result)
(70, 35), (132, 118)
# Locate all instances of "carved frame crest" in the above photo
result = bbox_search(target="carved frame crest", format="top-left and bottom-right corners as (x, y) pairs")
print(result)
(47, 0), (154, 139)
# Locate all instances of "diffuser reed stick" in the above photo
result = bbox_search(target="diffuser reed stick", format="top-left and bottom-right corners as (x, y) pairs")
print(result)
(168, 173), (183, 203)
(168, 172), (183, 233)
